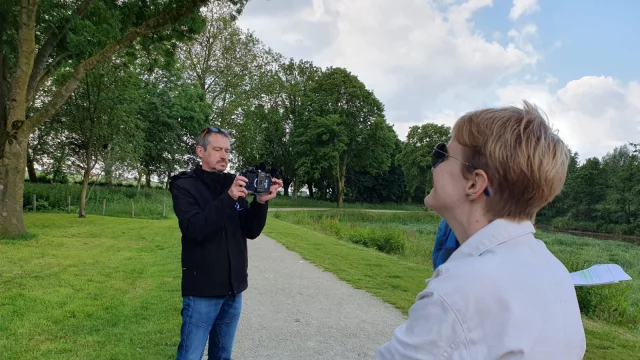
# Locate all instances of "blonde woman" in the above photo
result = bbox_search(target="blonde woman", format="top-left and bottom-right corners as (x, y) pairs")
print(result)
(375, 102), (586, 359)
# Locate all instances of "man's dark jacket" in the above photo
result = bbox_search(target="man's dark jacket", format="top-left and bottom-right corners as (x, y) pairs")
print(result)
(169, 165), (268, 297)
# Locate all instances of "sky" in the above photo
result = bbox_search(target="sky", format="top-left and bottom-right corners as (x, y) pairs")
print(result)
(236, 0), (640, 161)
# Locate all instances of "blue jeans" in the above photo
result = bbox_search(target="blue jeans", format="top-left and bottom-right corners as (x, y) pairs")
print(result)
(176, 294), (242, 360)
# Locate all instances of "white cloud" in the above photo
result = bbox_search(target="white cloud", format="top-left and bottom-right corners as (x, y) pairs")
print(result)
(509, 0), (540, 21)
(496, 76), (640, 160)
(238, 0), (538, 137)
(236, 0), (640, 160)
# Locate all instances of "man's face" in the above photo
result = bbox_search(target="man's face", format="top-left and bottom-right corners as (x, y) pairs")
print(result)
(197, 133), (230, 173)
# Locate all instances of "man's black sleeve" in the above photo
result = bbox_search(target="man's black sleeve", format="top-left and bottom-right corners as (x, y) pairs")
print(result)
(241, 197), (269, 239)
(171, 180), (236, 243)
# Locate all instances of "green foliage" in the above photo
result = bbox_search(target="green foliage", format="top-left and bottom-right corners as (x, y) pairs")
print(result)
(396, 123), (451, 203)
(345, 138), (408, 204)
(137, 67), (211, 178)
(540, 144), (640, 235)
(293, 67), (397, 206)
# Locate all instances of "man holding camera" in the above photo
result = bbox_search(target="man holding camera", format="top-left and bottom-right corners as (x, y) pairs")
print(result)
(169, 127), (282, 360)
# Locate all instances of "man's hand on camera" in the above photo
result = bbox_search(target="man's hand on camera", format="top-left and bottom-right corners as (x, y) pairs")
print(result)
(257, 178), (283, 204)
(229, 176), (249, 200)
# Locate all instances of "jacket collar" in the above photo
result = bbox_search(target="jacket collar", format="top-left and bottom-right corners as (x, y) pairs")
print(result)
(193, 164), (235, 192)
(446, 219), (535, 263)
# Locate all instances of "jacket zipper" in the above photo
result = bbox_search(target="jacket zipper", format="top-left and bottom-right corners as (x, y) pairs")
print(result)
(223, 223), (235, 294)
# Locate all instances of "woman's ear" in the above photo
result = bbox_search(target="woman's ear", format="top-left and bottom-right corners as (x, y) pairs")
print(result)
(465, 169), (489, 200)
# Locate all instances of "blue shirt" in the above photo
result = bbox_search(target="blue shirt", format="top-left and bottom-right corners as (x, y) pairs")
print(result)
(432, 219), (460, 270)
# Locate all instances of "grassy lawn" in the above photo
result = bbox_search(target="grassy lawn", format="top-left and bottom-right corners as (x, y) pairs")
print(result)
(265, 211), (640, 359)
(0, 214), (183, 360)
(3, 212), (640, 359)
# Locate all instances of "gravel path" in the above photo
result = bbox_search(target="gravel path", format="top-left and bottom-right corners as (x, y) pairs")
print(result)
(202, 233), (407, 360)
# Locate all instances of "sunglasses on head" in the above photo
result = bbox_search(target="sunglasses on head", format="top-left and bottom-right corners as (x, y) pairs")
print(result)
(432, 143), (491, 197)
(199, 126), (229, 142)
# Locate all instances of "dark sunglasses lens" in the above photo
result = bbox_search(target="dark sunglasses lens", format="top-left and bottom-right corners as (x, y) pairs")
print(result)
(432, 144), (447, 168)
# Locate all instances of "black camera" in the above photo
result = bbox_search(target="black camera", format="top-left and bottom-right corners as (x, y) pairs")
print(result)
(239, 163), (277, 195)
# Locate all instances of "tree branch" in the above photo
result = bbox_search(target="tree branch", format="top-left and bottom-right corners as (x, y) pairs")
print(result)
(25, 0), (211, 134)
(26, 0), (95, 102)
(29, 52), (72, 106)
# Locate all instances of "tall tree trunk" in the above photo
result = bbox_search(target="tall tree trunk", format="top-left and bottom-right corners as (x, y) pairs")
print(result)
(283, 178), (291, 197)
(103, 160), (114, 185)
(337, 176), (345, 208)
(136, 169), (143, 191)
(292, 181), (300, 200)
(26, 142), (37, 182)
(0, 132), (29, 235)
(79, 167), (91, 218)
(336, 157), (348, 208)
(165, 172), (171, 190)
(0, 1), (38, 236)
(307, 181), (314, 199)
(145, 168), (151, 188)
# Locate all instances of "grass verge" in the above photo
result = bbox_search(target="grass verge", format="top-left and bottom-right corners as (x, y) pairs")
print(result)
(0, 214), (182, 360)
(263, 216), (640, 359)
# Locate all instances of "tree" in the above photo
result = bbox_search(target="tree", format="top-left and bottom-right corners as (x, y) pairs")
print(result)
(1, 0), (247, 236)
(564, 157), (608, 222)
(181, 3), (265, 131)
(345, 137), (407, 204)
(397, 123), (451, 203)
(235, 58), (321, 196)
(538, 149), (580, 220)
(294, 67), (396, 208)
(137, 68), (211, 188)
(51, 62), (144, 217)
(601, 145), (640, 224)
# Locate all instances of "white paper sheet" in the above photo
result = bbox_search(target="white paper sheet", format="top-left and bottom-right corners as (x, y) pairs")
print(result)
(571, 264), (632, 286)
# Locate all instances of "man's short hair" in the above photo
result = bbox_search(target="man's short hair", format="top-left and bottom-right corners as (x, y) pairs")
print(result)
(197, 127), (231, 151)
(452, 100), (570, 221)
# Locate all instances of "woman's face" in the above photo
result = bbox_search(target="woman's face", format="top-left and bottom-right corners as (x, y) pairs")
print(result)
(424, 140), (469, 216)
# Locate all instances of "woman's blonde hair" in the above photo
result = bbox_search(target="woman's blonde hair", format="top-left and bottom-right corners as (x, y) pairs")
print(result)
(452, 100), (570, 221)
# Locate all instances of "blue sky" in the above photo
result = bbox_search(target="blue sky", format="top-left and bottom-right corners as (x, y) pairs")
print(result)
(238, 0), (640, 160)
(474, 0), (640, 86)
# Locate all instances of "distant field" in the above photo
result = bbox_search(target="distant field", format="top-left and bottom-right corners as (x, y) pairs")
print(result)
(22, 183), (423, 219)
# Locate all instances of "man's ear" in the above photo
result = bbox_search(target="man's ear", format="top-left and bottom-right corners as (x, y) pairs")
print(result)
(465, 169), (489, 200)
(195, 145), (204, 158)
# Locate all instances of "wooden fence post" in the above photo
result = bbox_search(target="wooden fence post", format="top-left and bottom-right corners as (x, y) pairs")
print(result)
(32, 194), (36, 212)
(68, 196), (71, 213)
(163, 202), (166, 218)
(131, 201), (135, 218)
(102, 199), (106, 216)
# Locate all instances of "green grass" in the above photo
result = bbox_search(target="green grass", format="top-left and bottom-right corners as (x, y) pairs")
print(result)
(273, 209), (640, 319)
(263, 216), (640, 359)
(5, 212), (640, 359)
(0, 214), (182, 360)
